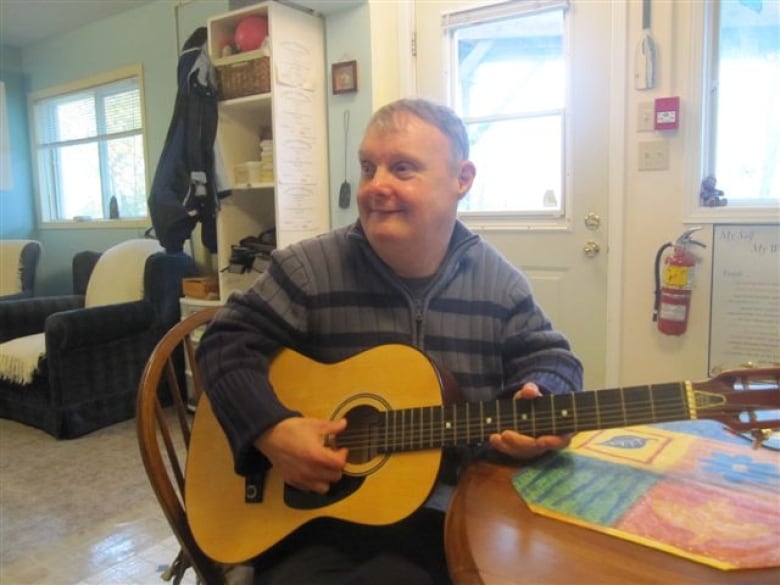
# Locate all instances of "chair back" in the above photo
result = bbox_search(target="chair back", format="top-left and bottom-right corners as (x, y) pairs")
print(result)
(0, 240), (42, 300)
(85, 239), (164, 308)
(136, 306), (225, 584)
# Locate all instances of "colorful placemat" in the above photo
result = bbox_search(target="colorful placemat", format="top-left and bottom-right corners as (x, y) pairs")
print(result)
(512, 421), (780, 570)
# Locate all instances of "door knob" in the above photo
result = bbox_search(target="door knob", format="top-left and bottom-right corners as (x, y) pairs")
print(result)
(583, 241), (601, 257)
(584, 212), (600, 230)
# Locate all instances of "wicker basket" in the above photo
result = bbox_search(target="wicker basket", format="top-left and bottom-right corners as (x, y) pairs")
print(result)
(216, 56), (270, 100)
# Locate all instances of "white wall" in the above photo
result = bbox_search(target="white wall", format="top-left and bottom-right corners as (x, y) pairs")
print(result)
(619, 1), (713, 385)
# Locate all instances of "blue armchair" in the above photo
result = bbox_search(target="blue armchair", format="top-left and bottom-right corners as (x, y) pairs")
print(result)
(0, 239), (197, 438)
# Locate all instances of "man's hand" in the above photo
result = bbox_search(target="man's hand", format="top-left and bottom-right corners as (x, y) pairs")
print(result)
(255, 417), (348, 494)
(488, 382), (573, 459)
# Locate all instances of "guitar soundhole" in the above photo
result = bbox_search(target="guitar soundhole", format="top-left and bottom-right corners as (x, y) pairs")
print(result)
(341, 404), (382, 465)
(283, 403), (383, 510)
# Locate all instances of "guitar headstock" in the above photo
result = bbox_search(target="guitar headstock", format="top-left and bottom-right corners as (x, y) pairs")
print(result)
(691, 367), (780, 448)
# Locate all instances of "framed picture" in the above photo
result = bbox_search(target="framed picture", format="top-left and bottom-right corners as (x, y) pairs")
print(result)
(332, 60), (358, 94)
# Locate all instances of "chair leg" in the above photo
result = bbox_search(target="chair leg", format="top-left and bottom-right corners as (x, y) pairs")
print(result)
(161, 548), (190, 584)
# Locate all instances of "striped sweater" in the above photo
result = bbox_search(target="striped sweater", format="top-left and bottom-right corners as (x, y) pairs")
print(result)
(197, 221), (583, 475)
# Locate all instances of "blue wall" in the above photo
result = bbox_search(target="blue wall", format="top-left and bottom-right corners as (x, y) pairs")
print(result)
(2, 0), (374, 294)
(0, 46), (35, 240)
(5, 0), (228, 294)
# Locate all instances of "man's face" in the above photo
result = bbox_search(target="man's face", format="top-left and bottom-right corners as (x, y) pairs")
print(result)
(357, 112), (475, 268)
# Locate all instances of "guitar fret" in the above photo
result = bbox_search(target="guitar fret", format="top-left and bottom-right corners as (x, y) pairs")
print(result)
(465, 402), (471, 444)
(619, 386), (627, 426)
(479, 402), (484, 440)
(595, 389), (601, 428)
(649, 387), (656, 422)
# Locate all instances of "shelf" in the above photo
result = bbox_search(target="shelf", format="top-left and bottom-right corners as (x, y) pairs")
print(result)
(208, 4), (269, 62)
(230, 182), (275, 191)
(210, 1), (329, 301)
(212, 48), (267, 68)
(218, 93), (272, 117)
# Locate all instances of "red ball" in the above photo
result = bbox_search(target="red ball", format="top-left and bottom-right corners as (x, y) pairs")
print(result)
(234, 15), (268, 52)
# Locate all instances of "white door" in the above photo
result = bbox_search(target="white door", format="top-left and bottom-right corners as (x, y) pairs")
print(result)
(413, 0), (621, 389)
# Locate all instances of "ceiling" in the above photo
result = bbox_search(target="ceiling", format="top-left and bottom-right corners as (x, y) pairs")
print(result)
(0, 0), (362, 49)
(0, 0), (158, 49)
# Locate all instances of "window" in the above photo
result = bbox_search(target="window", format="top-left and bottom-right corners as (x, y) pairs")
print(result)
(31, 66), (147, 222)
(444, 1), (569, 217)
(701, 0), (779, 210)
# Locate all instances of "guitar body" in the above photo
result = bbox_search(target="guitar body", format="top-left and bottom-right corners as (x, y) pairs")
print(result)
(186, 344), (448, 564)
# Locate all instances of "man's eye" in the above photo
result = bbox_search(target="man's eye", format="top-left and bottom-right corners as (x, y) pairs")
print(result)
(393, 162), (415, 176)
(360, 162), (375, 179)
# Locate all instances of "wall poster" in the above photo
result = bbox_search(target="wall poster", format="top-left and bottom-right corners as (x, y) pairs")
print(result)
(709, 224), (779, 374)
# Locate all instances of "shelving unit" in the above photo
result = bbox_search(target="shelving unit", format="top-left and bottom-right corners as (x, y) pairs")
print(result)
(208, 1), (329, 300)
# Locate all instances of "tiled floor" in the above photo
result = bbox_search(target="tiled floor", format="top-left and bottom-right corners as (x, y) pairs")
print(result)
(0, 416), (197, 585)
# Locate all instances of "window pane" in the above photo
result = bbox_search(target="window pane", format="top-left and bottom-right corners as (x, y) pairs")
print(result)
(462, 115), (563, 213)
(455, 12), (565, 118)
(711, 1), (779, 207)
(59, 143), (102, 219)
(31, 70), (147, 221)
(104, 90), (142, 134)
(107, 135), (147, 218)
(451, 8), (566, 215)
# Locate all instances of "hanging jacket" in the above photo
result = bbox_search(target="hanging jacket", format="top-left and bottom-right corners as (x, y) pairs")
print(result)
(148, 27), (224, 254)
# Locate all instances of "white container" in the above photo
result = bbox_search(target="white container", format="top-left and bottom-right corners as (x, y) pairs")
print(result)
(234, 161), (264, 185)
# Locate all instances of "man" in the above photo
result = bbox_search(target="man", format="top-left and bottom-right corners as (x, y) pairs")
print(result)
(197, 98), (583, 585)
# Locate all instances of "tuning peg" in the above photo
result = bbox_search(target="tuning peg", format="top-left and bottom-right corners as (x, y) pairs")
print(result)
(750, 428), (774, 450)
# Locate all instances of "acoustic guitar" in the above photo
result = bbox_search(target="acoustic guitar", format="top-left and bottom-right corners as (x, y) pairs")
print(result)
(185, 343), (780, 564)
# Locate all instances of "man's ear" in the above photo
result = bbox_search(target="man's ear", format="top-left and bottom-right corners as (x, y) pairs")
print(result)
(456, 160), (477, 199)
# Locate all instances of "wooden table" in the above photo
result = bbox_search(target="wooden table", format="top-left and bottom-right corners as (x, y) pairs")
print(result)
(444, 461), (780, 585)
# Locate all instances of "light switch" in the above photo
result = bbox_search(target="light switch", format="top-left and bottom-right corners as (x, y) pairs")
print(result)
(638, 102), (654, 132)
(638, 140), (669, 171)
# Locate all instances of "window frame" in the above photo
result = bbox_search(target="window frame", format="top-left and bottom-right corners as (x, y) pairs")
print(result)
(442, 0), (574, 232)
(28, 64), (150, 229)
(684, 1), (780, 224)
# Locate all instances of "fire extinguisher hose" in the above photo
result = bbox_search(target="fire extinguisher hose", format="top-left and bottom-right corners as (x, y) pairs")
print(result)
(652, 242), (673, 322)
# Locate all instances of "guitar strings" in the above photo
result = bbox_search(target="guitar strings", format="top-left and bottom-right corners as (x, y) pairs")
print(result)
(332, 394), (778, 450)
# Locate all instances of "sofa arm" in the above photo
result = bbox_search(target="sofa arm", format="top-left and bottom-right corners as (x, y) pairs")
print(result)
(0, 295), (84, 342)
(45, 300), (155, 351)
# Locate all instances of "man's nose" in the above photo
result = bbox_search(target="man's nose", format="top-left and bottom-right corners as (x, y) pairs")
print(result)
(363, 167), (393, 191)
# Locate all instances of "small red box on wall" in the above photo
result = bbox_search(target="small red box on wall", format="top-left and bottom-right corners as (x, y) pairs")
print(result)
(655, 96), (680, 130)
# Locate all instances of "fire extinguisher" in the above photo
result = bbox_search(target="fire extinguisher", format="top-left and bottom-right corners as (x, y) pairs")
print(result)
(653, 227), (706, 335)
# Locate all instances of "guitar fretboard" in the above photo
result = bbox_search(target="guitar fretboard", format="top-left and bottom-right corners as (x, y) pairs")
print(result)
(337, 382), (690, 454)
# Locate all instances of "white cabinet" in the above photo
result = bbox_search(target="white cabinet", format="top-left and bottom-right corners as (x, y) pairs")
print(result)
(179, 297), (224, 410)
(208, 2), (329, 300)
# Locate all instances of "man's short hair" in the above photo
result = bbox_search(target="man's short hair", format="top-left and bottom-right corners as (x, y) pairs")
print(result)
(367, 98), (470, 163)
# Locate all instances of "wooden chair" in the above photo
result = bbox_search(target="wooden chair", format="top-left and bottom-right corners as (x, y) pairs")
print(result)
(136, 306), (228, 585)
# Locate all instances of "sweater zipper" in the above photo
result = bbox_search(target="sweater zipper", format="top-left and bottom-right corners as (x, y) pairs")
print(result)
(413, 298), (425, 348)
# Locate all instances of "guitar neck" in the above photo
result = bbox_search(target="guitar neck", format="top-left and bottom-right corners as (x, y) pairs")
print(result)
(338, 382), (695, 454)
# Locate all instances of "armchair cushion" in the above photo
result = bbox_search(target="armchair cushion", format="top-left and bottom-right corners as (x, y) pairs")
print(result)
(85, 239), (163, 308)
(0, 240), (42, 300)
